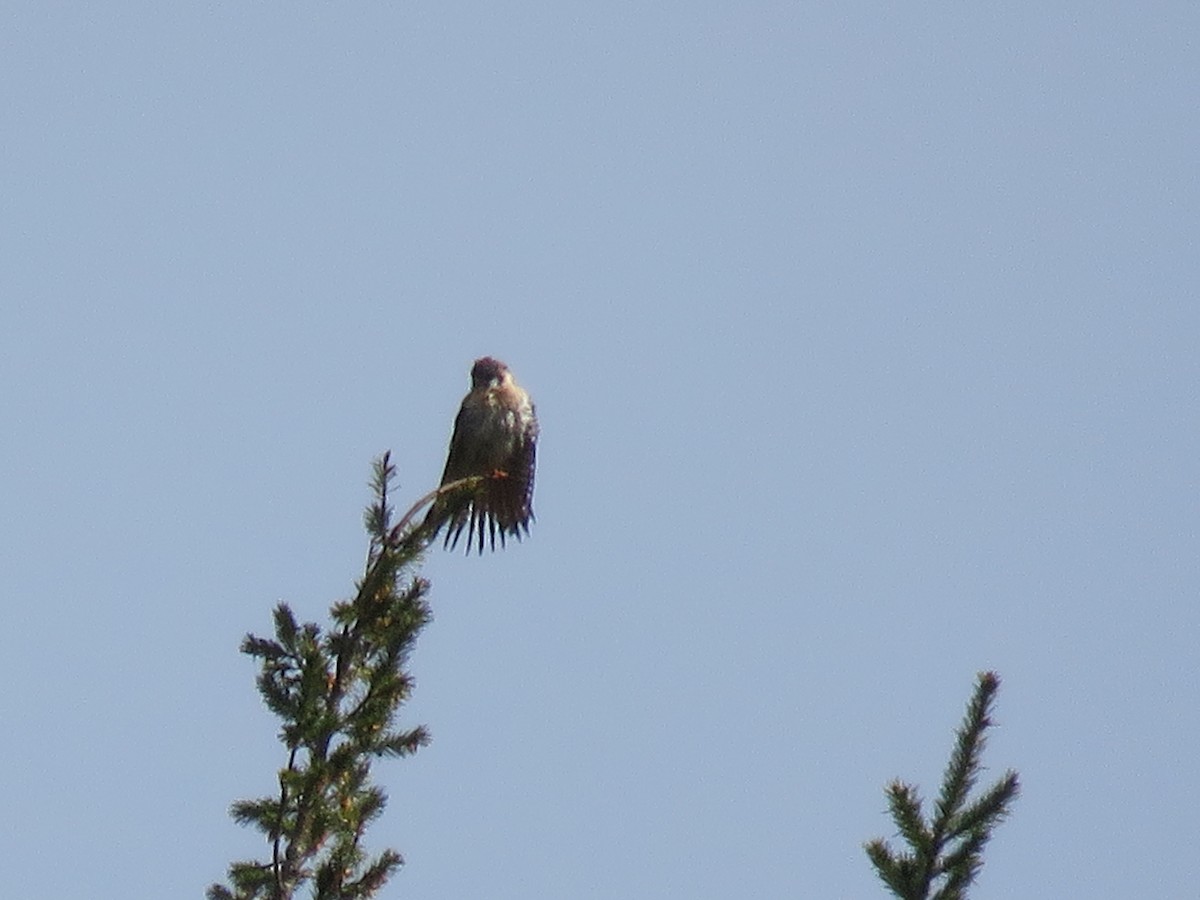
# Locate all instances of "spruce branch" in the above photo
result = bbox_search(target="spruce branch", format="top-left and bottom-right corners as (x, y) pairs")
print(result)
(866, 671), (1020, 900)
(209, 452), (458, 900)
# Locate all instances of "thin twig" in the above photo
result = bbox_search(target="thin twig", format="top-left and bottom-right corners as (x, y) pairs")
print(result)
(393, 475), (486, 538)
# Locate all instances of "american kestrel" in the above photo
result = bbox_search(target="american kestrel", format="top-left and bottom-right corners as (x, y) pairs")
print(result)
(426, 357), (538, 553)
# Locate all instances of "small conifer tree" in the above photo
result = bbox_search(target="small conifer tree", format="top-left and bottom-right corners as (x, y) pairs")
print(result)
(208, 453), (483, 900)
(865, 671), (1020, 900)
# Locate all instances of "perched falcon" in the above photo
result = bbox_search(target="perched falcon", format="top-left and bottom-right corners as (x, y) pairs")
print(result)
(426, 356), (538, 553)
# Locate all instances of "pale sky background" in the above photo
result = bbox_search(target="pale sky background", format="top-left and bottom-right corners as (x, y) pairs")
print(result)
(2, 3), (1197, 898)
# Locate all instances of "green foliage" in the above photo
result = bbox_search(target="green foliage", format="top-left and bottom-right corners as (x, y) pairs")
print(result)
(209, 453), (439, 900)
(865, 672), (1020, 900)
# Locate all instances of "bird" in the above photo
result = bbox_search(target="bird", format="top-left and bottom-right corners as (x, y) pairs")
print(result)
(425, 356), (538, 553)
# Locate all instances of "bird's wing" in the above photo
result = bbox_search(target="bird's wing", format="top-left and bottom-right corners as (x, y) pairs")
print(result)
(439, 401), (479, 484)
(501, 404), (537, 533)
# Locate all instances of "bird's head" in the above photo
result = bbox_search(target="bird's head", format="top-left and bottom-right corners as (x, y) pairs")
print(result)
(470, 356), (510, 390)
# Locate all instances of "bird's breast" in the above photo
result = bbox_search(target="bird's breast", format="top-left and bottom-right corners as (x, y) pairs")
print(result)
(459, 388), (533, 467)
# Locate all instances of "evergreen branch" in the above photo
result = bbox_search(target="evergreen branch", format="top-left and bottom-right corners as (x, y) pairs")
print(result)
(865, 840), (916, 897)
(933, 673), (998, 830)
(950, 770), (1020, 838)
(865, 672), (1020, 900)
(230, 798), (284, 832)
(210, 453), (438, 900)
(932, 827), (988, 899)
(376, 725), (430, 757)
(886, 781), (932, 858)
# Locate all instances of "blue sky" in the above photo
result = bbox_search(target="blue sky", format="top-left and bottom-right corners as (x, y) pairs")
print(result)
(2, 2), (1197, 897)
